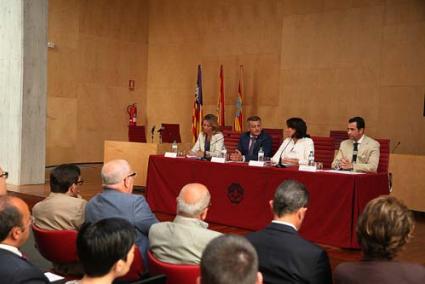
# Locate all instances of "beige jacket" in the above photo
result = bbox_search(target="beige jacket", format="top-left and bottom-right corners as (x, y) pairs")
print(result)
(332, 135), (380, 173)
(148, 215), (222, 264)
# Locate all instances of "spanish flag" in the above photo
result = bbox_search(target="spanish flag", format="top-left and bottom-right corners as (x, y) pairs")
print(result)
(217, 65), (225, 127)
(234, 65), (244, 132)
(192, 65), (203, 142)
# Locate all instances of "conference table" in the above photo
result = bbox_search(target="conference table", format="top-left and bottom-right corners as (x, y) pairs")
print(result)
(146, 155), (389, 248)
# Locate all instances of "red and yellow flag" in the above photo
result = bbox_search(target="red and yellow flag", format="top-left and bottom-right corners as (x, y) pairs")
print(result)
(234, 65), (244, 132)
(217, 65), (225, 127)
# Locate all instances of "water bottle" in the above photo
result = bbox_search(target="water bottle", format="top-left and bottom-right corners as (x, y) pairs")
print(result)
(171, 140), (178, 153)
(221, 145), (227, 160)
(258, 147), (265, 162)
(308, 150), (315, 166)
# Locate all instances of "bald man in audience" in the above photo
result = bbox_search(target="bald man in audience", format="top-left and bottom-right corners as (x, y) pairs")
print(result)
(0, 167), (8, 196)
(149, 183), (222, 264)
(0, 196), (49, 283)
(85, 159), (158, 264)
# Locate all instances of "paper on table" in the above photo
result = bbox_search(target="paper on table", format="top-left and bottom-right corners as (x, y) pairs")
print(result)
(322, 170), (365, 175)
(44, 272), (64, 282)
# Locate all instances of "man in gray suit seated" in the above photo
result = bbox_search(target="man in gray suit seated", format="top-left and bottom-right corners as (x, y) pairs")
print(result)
(332, 116), (380, 173)
(85, 159), (158, 264)
(149, 183), (221, 264)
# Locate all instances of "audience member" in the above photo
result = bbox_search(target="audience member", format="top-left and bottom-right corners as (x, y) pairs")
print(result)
(230, 116), (272, 162)
(0, 196), (49, 283)
(149, 183), (221, 264)
(271, 117), (314, 166)
(85, 159), (158, 264)
(72, 218), (136, 284)
(332, 116), (380, 172)
(247, 180), (332, 284)
(0, 166), (7, 196)
(335, 195), (425, 284)
(198, 234), (263, 284)
(191, 114), (224, 158)
(33, 164), (87, 230)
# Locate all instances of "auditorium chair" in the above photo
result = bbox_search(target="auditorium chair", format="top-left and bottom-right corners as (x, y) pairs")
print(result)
(263, 128), (283, 155)
(147, 251), (200, 284)
(311, 136), (335, 169)
(376, 138), (390, 173)
(222, 130), (241, 153)
(160, 123), (181, 143)
(220, 125), (233, 131)
(32, 225), (145, 281)
(329, 130), (348, 150)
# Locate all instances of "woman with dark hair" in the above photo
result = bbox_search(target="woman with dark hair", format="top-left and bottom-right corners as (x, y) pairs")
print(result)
(335, 196), (425, 283)
(271, 117), (314, 166)
(191, 114), (224, 158)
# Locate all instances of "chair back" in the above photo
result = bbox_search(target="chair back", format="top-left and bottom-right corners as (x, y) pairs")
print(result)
(116, 246), (145, 282)
(329, 130), (348, 150)
(32, 224), (78, 264)
(161, 124), (181, 143)
(376, 138), (390, 173)
(129, 125), (147, 142)
(263, 128), (283, 155)
(147, 251), (200, 284)
(311, 136), (335, 169)
(222, 130), (241, 153)
(220, 125), (233, 131)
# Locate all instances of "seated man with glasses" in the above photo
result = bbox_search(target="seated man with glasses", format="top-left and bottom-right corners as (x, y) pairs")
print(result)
(0, 167), (8, 196)
(149, 183), (221, 264)
(85, 159), (158, 266)
(32, 163), (87, 275)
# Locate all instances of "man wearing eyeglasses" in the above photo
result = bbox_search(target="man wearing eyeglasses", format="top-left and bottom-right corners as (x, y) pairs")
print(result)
(85, 159), (159, 266)
(0, 167), (7, 196)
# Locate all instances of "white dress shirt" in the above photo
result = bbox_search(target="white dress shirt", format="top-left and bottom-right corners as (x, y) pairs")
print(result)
(0, 243), (22, 257)
(271, 137), (314, 165)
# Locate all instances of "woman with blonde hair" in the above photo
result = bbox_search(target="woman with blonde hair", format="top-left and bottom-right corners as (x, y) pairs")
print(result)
(191, 114), (224, 158)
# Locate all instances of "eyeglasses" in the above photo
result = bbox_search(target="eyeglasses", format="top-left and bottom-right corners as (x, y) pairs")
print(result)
(76, 179), (84, 185)
(0, 171), (8, 179)
(126, 172), (137, 178)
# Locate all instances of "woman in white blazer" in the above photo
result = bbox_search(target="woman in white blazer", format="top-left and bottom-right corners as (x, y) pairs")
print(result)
(191, 114), (224, 158)
(271, 117), (314, 166)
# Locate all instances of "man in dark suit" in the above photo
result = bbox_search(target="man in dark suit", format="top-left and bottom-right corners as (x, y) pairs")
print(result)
(85, 159), (158, 265)
(0, 196), (49, 283)
(230, 116), (272, 162)
(246, 180), (332, 284)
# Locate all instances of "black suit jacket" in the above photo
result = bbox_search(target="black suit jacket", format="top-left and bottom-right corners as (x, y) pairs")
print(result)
(237, 130), (273, 161)
(246, 223), (332, 284)
(0, 248), (49, 284)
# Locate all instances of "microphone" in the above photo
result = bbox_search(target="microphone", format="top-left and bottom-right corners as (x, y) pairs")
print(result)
(391, 141), (401, 153)
(157, 126), (164, 133)
(276, 138), (292, 168)
(210, 136), (224, 146)
(151, 126), (156, 142)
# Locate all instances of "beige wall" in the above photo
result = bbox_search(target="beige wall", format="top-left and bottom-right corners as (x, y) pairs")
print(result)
(47, 0), (149, 164)
(47, 0), (425, 164)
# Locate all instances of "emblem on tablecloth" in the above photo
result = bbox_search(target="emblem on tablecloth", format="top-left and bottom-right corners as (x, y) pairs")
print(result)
(227, 183), (244, 204)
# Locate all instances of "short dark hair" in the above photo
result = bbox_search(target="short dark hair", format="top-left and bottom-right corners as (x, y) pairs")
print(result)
(0, 196), (23, 242)
(286, 117), (308, 139)
(77, 218), (136, 277)
(201, 235), (258, 284)
(273, 180), (309, 217)
(357, 196), (414, 261)
(247, 116), (261, 123)
(348, 116), (365, 130)
(50, 164), (81, 193)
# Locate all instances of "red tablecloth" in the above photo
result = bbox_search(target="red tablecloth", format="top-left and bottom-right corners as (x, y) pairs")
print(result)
(146, 156), (389, 248)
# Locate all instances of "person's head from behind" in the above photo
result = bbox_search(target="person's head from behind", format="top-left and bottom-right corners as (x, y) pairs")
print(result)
(357, 195), (414, 261)
(101, 159), (136, 193)
(271, 180), (309, 230)
(285, 117), (308, 139)
(347, 116), (365, 141)
(247, 116), (262, 137)
(199, 235), (262, 284)
(77, 218), (136, 280)
(202, 114), (220, 135)
(177, 183), (211, 220)
(50, 164), (82, 197)
(0, 196), (32, 248)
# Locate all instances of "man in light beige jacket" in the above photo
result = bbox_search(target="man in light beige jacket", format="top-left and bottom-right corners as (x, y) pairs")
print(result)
(149, 183), (222, 264)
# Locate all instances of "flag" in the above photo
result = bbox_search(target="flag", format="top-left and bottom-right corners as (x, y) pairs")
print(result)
(192, 65), (203, 142)
(217, 65), (225, 127)
(234, 65), (244, 132)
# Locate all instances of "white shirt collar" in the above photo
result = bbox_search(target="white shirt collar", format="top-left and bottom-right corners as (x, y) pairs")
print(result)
(0, 243), (22, 257)
(356, 135), (365, 144)
(272, 220), (297, 231)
